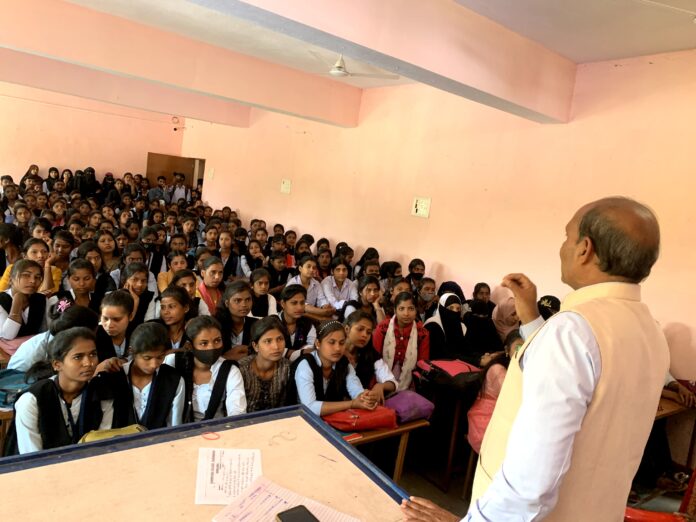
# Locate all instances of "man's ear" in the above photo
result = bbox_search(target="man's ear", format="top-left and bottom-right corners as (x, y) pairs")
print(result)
(576, 236), (596, 265)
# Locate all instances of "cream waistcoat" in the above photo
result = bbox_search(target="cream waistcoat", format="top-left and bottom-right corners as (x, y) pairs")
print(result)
(471, 282), (669, 521)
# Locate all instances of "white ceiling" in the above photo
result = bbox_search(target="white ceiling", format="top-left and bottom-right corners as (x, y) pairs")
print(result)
(455, 0), (696, 63)
(66, 0), (413, 88)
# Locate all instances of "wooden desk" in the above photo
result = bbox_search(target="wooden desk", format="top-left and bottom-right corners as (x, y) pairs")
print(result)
(657, 394), (688, 420)
(348, 419), (429, 483)
(0, 406), (406, 522)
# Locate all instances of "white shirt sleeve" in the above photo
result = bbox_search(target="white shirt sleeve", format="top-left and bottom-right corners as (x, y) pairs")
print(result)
(198, 299), (210, 316)
(14, 392), (44, 454)
(373, 359), (398, 388)
(315, 282), (329, 308)
(8, 332), (51, 371)
(148, 272), (158, 295)
(345, 364), (365, 399)
(295, 359), (322, 415)
(306, 326), (317, 348)
(465, 312), (602, 521)
(320, 278), (339, 308)
(0, 303), (21, 340)
(144, 297), (157, 322)
(167, 377), (185, 426)
(225, 366), (247, 416)
(240, 257), (251, 278)
(343, 304), (357, 319)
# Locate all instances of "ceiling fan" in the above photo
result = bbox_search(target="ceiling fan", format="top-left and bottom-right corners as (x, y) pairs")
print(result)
(310, 51), (400, 80)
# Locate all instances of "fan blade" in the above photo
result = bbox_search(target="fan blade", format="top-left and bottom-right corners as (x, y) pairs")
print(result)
(307, 49), (334, 68)
(348, 72), (400, 80)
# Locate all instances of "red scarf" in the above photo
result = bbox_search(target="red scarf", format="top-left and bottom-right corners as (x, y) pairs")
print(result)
(198, 281), (221, 315)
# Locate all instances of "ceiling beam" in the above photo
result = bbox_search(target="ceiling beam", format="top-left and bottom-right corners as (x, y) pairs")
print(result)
(193, 0), (577, 123)
(0, 0), (363, 127)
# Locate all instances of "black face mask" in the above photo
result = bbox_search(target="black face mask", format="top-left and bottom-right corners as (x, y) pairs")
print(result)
(410, 272), (424, 281)
(193, 348), (223, 366)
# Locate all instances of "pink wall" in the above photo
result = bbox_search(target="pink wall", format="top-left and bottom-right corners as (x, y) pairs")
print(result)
(0, 81), (183, 178)
(185, 49), (696, 376)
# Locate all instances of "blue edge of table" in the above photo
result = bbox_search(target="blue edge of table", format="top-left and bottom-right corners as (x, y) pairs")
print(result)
(0, 405), (410, 503)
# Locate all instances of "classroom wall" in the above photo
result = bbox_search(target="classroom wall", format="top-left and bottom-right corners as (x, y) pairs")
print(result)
(0, 81), (183, 179)
(183, 49), (696, 357)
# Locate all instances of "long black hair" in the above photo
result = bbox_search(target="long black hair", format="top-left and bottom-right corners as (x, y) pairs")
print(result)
(345, 311), (379, 389)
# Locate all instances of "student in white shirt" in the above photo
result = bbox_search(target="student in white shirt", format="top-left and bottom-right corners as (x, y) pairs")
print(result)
(0, 259), (48, 340)
(285, 255), (334, 322)
(249, 268), (277, 318)
(174, 316), (247, 422)
(293, 320), (378, 417)
(117, 322), (185, 429)
(320, 256), (357, 315)
(11, 327), (115, 454)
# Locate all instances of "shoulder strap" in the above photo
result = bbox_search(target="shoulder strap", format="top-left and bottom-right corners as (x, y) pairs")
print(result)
(203, 360), (237, 420)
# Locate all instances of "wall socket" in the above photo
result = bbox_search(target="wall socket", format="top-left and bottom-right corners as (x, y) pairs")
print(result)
(412, 197), (431, 218)
(280, 178), (292, 194)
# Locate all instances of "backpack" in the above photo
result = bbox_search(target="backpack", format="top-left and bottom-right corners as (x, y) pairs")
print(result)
(0, 369), (32, 408)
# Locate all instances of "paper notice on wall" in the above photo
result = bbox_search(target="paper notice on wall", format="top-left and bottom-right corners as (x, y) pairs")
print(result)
(195, 448), (262, 505)
(213, 476), (361, 522)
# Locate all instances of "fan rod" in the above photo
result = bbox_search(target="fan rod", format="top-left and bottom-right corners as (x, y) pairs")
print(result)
(632, 0), (696, 16)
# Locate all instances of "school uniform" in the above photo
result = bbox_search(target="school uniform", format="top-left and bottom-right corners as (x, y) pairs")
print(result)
(278, 312), (316, 358)
(174, 353), (247, 422)
(109, 268), (158, 295)
(214, 313), (257, 354)
(7, 331), (52, 372)
(8, 374), (117, 455)
(95, 325), (131, 362)
(0, 290), (47, 340)
(285, 275), (328, 308)
(129, 290), (157, 330)
(238, 355), (290, 412)
(292, 351), (364, 416)
(220, 251), (239, 281)
(320, 276), (357, 311)
(47, 289), (102, 316)
(250, 293), (277, 318)
(112, 361), (185, 429)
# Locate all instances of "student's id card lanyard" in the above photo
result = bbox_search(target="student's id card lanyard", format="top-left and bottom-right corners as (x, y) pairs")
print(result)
(55, 380), (88, 444)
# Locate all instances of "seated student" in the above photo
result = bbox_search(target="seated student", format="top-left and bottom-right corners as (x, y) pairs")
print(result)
(200, 224), (219, 253)
(404, 258), (426, 292)
(181, 214), (201, 250)
(382, 277), (413, 318)
(350, 258), (380, 296)
(353, 247), (380, 280)
(537, 294), (561, 320)
(266, 252), (291, 298)
(94, 230), (120, 272)
(336, 245), (355, 279)
(47, 259), (99, 316)
(286, 255), (334, 321)
(30, 218), (53, 245)
(320, 256), (357, 314)
(139, 226), (166, 278)
(0, 259), (47, 340)
(467, 282), (496, 318)
(0, 238), (61, 295)
(114, 322), (185, 429)
(218, 229), (238, 282)
(0, 223), (24, 272)
(315, 248), (332, 281)
(13, 203), (32, 243)
(214, 280), (257, 361)
(466, 330), (522, 454)
(293, 320), (377, 416)
(153, 286), (191, 351)
(10, 327), (117, 454)
(8, 305), (99, 372)
(266, 234), (292, 268)
(110, 243), (157, 294)
(169, 269), (209, 318)
(75, 241), (117, 301)
(249, 268), (277, 318)
(51, 230), (75, 281)
(198, 256), (225, 315)
(379, 261), (402, 294)
(293, 238), (311, 261)
(238, 239), (265, 278)
(492, 295), (519, 343)
(415, 277), (438, 322)
(95, 290), (134, 365)
(278, 285), (316, 362)
(343, 311), (397, 404)
(372, 292), (430, 392)
(238, 316), (292, 412)
(173, 316), (247, 422)
(120, 262), (157, 328)
(424, 293), (468, 360)
(157, 250), (189, 293)
(342, 275), (386, 324)
(462, 298), (503, 365)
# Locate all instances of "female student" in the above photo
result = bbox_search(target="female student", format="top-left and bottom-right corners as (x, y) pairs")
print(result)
(238, 316), (291, 412)
(157, 250), (189, 293)
(382, 277), (413, 318)
(218, 229), (238, 281)
(343, 275), (385, 324)
(462, 299), (503, 365)
(50, 230), (75, 277)
(0, 259), (47, 340)
(47, 259), (99, 317)
(75, 241), (117, 300)
(110, 244), (157, 294)
(466, 330), (522, 454)
(278, 285), (316, 361)
(0, 238), (61, 295)
(198, 256), (225, 315)
(95, 290), (134, 364)
(492, 296), (519, 343)
(320, 256), (357, 314)
(343, 311), (397, 405)
(174, 315), (247, 422)
(372, 292), (430, 392)
(120, 262), (156, 328)
(293, 320), (377, 416)
(353, 247), (379, 279)
(467, 282), (496, 318)
(285, 255), (333, 321)
(423, 293), (468, 360)
(238, 239), (265, 278)
(249, 268), (277, 318)
(169, 269), (209, 318)
(155, 286), (191, 351)
(10, 327), (117, 454)
(214, 280), (257, 360)
(116, 322), (185, 429)
(315, 248), (332, 281)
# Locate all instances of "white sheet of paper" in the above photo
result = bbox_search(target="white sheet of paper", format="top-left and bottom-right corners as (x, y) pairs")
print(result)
(213, 476), (361, 522)
(195, 448), (263, 505)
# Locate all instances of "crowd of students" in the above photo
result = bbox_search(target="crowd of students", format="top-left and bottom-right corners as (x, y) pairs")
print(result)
(0, 165), (560, 456)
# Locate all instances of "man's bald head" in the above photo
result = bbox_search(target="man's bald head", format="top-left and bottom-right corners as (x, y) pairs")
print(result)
(577, 197), (660, 283)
